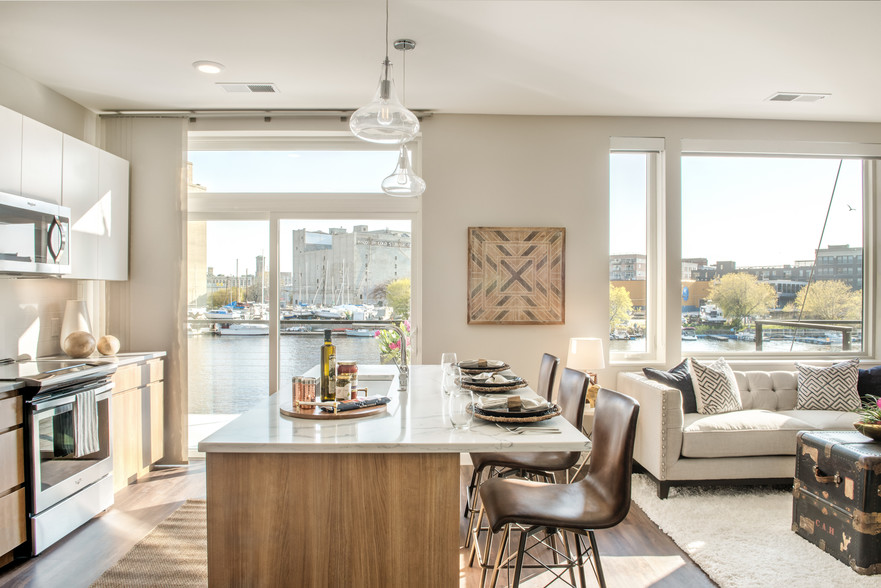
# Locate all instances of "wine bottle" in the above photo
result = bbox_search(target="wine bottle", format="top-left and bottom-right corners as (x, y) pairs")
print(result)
(320, 330), (336, 402)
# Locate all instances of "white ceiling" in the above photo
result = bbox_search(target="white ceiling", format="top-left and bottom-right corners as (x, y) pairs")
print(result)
(1, 1), (879, 122)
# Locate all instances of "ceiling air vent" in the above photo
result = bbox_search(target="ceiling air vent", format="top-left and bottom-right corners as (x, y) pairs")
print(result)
(217, 83), (280, 94)
(766, 92), (829, 103)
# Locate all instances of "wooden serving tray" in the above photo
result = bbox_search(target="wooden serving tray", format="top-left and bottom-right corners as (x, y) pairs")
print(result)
(279, 402), (387, 420)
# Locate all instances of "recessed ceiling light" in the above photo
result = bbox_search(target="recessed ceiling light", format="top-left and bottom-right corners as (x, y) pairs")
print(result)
(193, 60), (225, 74)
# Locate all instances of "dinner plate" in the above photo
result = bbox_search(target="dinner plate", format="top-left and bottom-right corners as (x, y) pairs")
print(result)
(462, 374), (524, 387)
(469, 403), (562, 423)
(472, 403), (553, 417)
(461, 379), (527, 393)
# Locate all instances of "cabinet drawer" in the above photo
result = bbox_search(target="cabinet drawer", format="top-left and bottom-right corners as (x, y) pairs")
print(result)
(146, 359), (163, 384)
(0, 429), (24, 491)
(112, 360), (164, 395)
(112, 364), (142, 393)
(0, 488), (26, 555)
(0, 396), (22, 430)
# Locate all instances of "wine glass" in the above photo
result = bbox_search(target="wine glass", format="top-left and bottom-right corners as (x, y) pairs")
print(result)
(449, 386), (474, 430)
(442, 364), (463, 397)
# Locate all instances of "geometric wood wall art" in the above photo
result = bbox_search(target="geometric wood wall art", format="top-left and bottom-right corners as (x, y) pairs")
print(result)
(467, 227), (565, 325)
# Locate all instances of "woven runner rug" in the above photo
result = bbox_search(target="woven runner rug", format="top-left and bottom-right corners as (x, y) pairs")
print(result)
(90, 499), (207, 587)
(630, 474), (879, 588)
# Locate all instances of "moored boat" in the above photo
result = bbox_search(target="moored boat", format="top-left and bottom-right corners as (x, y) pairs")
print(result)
(216, 324), (269, 336)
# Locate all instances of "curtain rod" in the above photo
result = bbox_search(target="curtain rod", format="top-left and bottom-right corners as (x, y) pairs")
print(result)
(99, 109), (433, 120)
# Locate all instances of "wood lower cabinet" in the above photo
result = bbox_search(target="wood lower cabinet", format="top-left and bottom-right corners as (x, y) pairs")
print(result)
(0, 393), (25, 567)
(111, 358), (165, 493)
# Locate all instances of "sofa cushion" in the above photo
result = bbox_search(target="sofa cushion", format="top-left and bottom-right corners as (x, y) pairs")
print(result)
(858, 365), (881, 402)
(690, 357), (742, 415)
(643, 360), (698, 413)
(796, 359), (860, 411)
(681, 410), (814, 458)
(778, 410), (860, 431)
(734, 371), (798, 411)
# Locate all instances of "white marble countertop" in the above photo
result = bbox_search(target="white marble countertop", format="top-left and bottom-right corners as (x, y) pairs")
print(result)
(198, 364), (590, 454)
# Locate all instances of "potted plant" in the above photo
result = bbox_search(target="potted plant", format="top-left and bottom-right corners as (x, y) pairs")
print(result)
(854, 395), (881, 441)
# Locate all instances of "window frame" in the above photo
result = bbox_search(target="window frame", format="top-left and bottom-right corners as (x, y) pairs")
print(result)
(187, 132), (423, 393)
(677, 140), (878, 361)
(609, 137), (666, 364)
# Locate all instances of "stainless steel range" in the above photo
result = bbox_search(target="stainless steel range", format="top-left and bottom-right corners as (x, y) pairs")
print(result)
(0, 358), (117, 555)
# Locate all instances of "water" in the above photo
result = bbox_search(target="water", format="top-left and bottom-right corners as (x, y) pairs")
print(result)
(188, 333), (384, 414)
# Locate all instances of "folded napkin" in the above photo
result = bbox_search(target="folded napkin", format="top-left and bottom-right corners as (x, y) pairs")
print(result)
(475, 396), (548, 410)
(462, 359), (504, 368)
(470, 372), (510, 383)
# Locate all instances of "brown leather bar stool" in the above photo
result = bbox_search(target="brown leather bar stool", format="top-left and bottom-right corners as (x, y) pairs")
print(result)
(465, 366), (587, 565)
(463, 353), (560, 525)
(478, 387), (639, 588)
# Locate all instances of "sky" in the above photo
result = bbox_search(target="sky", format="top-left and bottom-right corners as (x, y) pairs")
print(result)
(611, 154), (863, 267)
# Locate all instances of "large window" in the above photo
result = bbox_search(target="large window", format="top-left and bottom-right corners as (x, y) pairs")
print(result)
(185, 132), (420, 455)
(609, 138), (663, 361)
(681, 152), (870, 355)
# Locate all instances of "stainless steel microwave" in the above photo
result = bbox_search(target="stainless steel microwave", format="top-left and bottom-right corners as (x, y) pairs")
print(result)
(0, 191), (70, 276)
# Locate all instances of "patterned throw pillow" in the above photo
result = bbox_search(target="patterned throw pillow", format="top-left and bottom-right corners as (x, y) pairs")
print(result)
(689, 357), (743, 415)
(796, 359), (860, 411)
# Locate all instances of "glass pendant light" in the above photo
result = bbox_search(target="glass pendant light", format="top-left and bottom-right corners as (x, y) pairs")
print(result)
(350, 59), (419, 144)
(382, 143), (426, 197)
(349, 0), (420, 144)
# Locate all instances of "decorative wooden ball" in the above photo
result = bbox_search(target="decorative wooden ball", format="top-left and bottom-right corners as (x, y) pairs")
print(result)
(63, 331), (96, 358)
(97, 335), (120, 356)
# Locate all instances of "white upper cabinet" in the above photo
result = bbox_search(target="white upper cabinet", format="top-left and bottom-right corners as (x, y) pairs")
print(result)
(96, 151), (129, 281)
(21, 117), (63, 204)
(0, 106), (130, 280)
(0, 106), (22, 195)
(62, 135), (100, 279)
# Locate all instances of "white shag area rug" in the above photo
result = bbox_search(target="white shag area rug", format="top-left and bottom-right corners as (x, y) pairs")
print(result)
(630, 475), (881, 588)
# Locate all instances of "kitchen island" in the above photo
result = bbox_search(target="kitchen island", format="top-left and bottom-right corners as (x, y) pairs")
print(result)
(198, 364), (590, 587)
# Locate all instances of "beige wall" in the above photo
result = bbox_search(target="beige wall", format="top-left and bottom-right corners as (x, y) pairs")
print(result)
(0, 61), (97, 142)
(420, 114), (881, 386)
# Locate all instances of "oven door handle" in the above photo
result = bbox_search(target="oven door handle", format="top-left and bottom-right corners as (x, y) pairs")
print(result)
(29, 382), (113, 412)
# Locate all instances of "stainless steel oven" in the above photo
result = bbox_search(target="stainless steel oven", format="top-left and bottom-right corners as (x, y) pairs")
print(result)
(26, 379), (113, 554)
(0, 358), (117, 555)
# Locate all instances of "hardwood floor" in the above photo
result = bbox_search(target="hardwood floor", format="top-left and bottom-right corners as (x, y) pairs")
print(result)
(0, 462), (715, 587)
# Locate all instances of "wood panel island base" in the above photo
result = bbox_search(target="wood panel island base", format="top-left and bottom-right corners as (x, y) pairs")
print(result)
(206, 452), (458, 587)
(199, 365), (590, 587)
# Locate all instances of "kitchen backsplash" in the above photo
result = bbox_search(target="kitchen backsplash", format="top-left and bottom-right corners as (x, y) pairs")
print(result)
(0, 278), (80, 360)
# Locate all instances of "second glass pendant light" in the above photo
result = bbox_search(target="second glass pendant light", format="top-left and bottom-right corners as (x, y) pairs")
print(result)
(382, 143), (426, 197)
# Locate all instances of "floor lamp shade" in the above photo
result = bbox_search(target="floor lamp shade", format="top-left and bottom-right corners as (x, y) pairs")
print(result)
(60, 300), (92, 343)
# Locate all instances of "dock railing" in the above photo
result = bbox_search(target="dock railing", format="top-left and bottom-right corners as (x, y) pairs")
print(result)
(752, 319), (859, 351)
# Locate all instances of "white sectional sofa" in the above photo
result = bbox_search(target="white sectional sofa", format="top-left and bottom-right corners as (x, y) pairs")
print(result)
(617, 370), (861, 498)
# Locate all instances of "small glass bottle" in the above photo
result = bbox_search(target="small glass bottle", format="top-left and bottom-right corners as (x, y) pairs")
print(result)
(320, 330), (336, 402)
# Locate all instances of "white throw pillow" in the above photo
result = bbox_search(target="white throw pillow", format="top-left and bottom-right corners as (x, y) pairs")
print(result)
(689, 357), (743, 415)
(796, 359), (860, 411)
